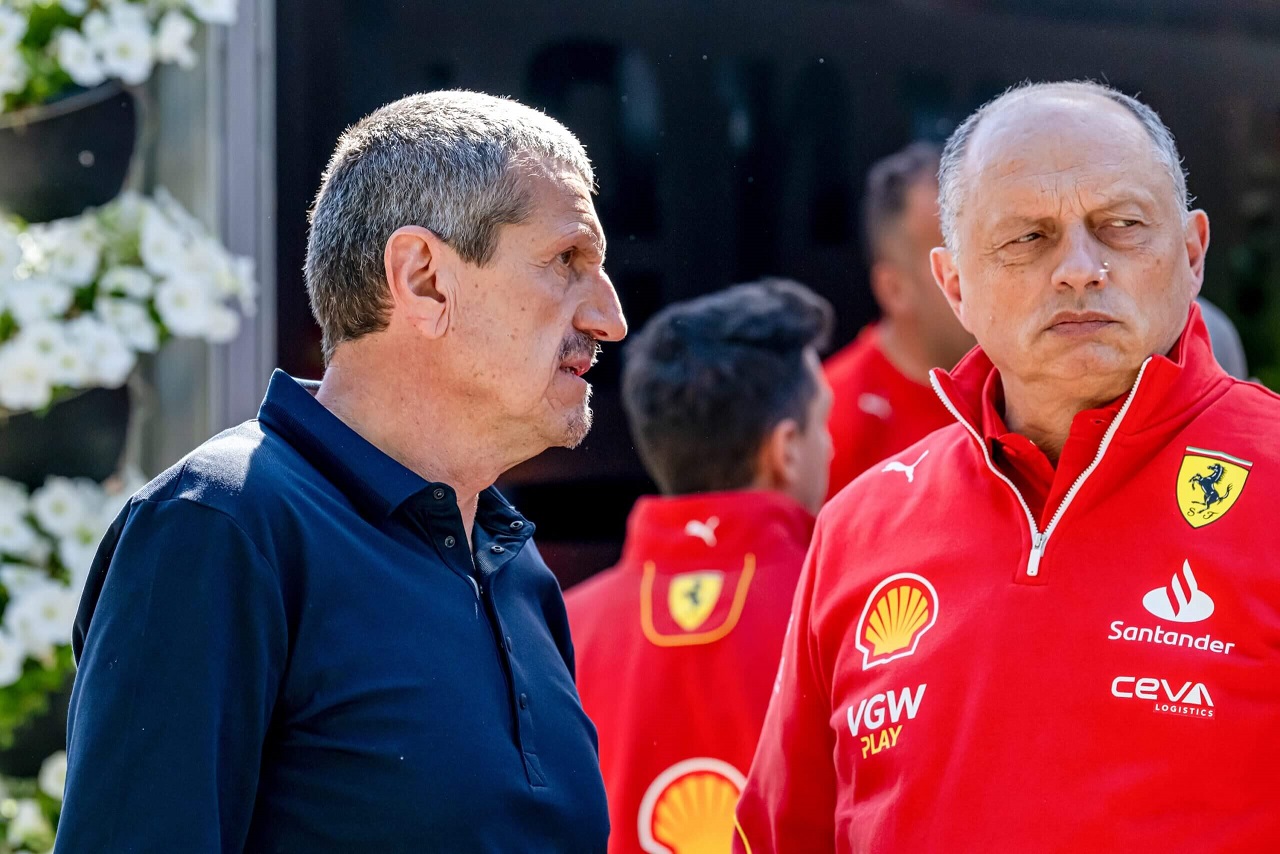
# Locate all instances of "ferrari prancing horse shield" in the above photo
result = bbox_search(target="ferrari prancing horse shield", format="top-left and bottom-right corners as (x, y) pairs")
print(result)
(668, 572), (724, 631)
(1177, 446), (1251, 528)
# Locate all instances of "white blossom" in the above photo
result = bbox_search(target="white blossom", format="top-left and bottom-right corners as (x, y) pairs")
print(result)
(154, 10), (196, 68)
(0, 478), (28, 519)
(96, 296), (160, 352)
(5, 798), (53, 850)
(0, 510), (38, 558)
(139, 207), (189, 277)
(205, 303), (240, 343)
(4, 580), (80, 659)
(100, 264), (155, 298)
(96, 16), (155, 85)
(60, 0), (90, 14)
(187, 0), (237, 25)
(154, 276), (214, 337)
(0, 562), (49, 596)
(0, 225), (21, 283)
(0, 9), (28, 48)
(0, 45), (30, 99)
(0, 629), (25, 689)
(0, 340), (53, 411)
(81, 10), (110, 47)
(38, 751), (67, 802)
(5, 279), (74, 326)
(54, 29), (106, 88)
(42, 223), (104, 286)
(31, 477), (89, 538)
(66, 315), (135, 387)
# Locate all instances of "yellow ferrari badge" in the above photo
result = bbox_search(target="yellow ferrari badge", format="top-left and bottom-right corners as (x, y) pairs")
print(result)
(1177, 446), (1251, 528)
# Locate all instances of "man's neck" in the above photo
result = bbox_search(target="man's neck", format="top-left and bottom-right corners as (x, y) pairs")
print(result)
(314, 355), (514, 545)
(877, 319), (939, 385)
(999, 374), (1133, 464)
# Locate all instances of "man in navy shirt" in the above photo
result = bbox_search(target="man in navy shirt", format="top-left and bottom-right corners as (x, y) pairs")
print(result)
(57, 91), (627, 852)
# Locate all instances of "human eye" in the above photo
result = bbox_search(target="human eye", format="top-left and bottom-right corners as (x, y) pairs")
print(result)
(556, 248), (575, 266)
(1009, 231), (1042, 245)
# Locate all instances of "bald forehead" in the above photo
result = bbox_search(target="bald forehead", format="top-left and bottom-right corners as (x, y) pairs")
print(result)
(966, 91), (1156, 185)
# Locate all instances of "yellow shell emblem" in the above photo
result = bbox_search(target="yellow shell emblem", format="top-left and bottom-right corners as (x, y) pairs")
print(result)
(855, 573), (939, 670)
(1176, 446), (1251, 529)
(638, 758), (746, 854)
(668, 572), (724, 631)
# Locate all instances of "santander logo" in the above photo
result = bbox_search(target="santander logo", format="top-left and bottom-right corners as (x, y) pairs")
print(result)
(1142, 560), (1214, 623)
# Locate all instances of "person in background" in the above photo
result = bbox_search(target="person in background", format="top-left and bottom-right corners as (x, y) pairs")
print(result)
(735, 80), (1280, 852)
(57, 91), (625, 851)
(823, 142), (975, 499)
(567, 279), (833, 854)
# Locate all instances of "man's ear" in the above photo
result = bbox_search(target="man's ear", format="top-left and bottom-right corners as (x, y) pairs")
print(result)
(1184, 209), (1210, 297)
(754, 417), (802, 492)
(384, 225), (453, 339)
(930, 246), (969, 331)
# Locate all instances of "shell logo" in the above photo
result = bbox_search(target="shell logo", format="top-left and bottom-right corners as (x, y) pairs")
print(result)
(638, 758), (747, 854)
(855, 572), (939, 670)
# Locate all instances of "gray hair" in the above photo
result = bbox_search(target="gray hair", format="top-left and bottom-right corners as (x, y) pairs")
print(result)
(937, 80), (1189, 253)
(305, 90), (594, 361)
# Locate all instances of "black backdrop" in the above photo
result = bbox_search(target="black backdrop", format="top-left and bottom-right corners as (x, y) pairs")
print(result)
(276, 0), (1280, 586)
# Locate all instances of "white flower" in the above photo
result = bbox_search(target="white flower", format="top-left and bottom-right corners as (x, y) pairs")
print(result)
(0, 9), (28, 48)
(5, 798), (53, 850)
(103, 0), (150, 31)
(45, 228), (103, 286)
(4, 581), (80, 658)
(96, 296), (160, 352)
(139, 207), (189, 277)
(205, 303), (240, 343)
(0, 562), (49, 596)
(154, 10), (196, 68)
(100, 264), (155, 298)
(0, 478), (28, 519)
(0, 510), (38, 558)
(66, 316), (135, 387)
(0, 44), (30, 99)
(187, 0), (237, 25)
(60, 0), (90, 14)
(96, 17), (155, 85)
(55, 29), (106, 88)
(81, 10), (110, 48)
(0, 629), (25, 689)
(155, 276), (214, 337)
(0, 225), (21, 283)
(31, 477), (89, 538)
(5, 279), (74, 326)
(38, 751), (67, 802)
(0, 341), (53, 411)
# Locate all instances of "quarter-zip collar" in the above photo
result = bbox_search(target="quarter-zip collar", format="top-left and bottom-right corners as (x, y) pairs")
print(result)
(928, 302), (1232, 580)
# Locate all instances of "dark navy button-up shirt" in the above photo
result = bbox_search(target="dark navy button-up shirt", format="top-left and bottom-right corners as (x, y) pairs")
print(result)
(57, 370), (609, 852)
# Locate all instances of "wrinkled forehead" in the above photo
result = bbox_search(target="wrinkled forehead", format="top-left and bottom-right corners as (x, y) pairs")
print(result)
(963, 93), (1174, 215)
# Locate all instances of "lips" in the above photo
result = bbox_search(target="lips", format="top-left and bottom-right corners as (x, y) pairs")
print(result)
(559, 348), (597, 378)
(1046, 310), (1119, 332)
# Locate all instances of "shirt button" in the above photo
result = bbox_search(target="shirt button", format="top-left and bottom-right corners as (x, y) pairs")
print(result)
(433, 488), (446, 500)
(491, 544), (505, 554)
(510, 520), (524, 530)
(443, 535), (456, 548)
(519, 693), (528, 709)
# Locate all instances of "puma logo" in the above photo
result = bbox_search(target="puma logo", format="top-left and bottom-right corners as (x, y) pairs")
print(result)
(684, 517), (720, 547)
(881, 450), (929, 483)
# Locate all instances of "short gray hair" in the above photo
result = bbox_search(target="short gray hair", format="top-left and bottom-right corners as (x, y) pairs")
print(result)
(937, 80), (1189, 253)
(305, 90), (594, 361)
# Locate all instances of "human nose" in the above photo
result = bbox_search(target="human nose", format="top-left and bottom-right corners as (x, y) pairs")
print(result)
(575, 269), (628, 342)
(1052, 224), (1107, 293)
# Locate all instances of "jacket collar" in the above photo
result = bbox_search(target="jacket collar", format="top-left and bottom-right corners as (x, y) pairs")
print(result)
(930, 302), (1232, 443)
(619, 490), (814, 572)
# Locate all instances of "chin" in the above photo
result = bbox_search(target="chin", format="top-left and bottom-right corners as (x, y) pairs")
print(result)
(558, 405), (593, 449)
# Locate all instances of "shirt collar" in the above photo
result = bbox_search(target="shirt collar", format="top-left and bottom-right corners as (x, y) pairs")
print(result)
(619, 490), (814, 570)
(256, 370), (533, 538)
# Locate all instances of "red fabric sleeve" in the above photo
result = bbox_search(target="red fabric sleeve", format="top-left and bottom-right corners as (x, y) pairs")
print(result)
(733, 520), (836, 853)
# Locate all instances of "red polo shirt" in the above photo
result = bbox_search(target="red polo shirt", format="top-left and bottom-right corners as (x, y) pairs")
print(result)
(567, 491), (814, 854)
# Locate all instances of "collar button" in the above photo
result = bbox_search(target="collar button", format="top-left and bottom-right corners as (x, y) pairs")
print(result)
(433, 488), (446, 500)
(491, 544), (505, 554)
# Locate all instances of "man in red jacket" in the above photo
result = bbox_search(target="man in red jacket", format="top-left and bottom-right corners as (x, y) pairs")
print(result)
(567, 280), (834, 854)
(824, 143), (974, 499)
(736, 80), (1280, 852)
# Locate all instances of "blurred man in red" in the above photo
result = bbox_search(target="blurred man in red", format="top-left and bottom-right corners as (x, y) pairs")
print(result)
(824, 142), (974, 499)
(567, 280), (834, 854)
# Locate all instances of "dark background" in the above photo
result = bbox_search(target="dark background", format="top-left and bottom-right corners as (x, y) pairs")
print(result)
(276, 0), (1280, 587)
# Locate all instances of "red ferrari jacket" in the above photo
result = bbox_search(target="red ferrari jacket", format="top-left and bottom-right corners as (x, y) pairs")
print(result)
(567, 491), (814, 854)
(824, 325), (955, 501)
(735, 306), (1280, 852)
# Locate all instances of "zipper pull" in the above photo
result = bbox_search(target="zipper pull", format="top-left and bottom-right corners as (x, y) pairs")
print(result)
(1027, 534), (1046, 577)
